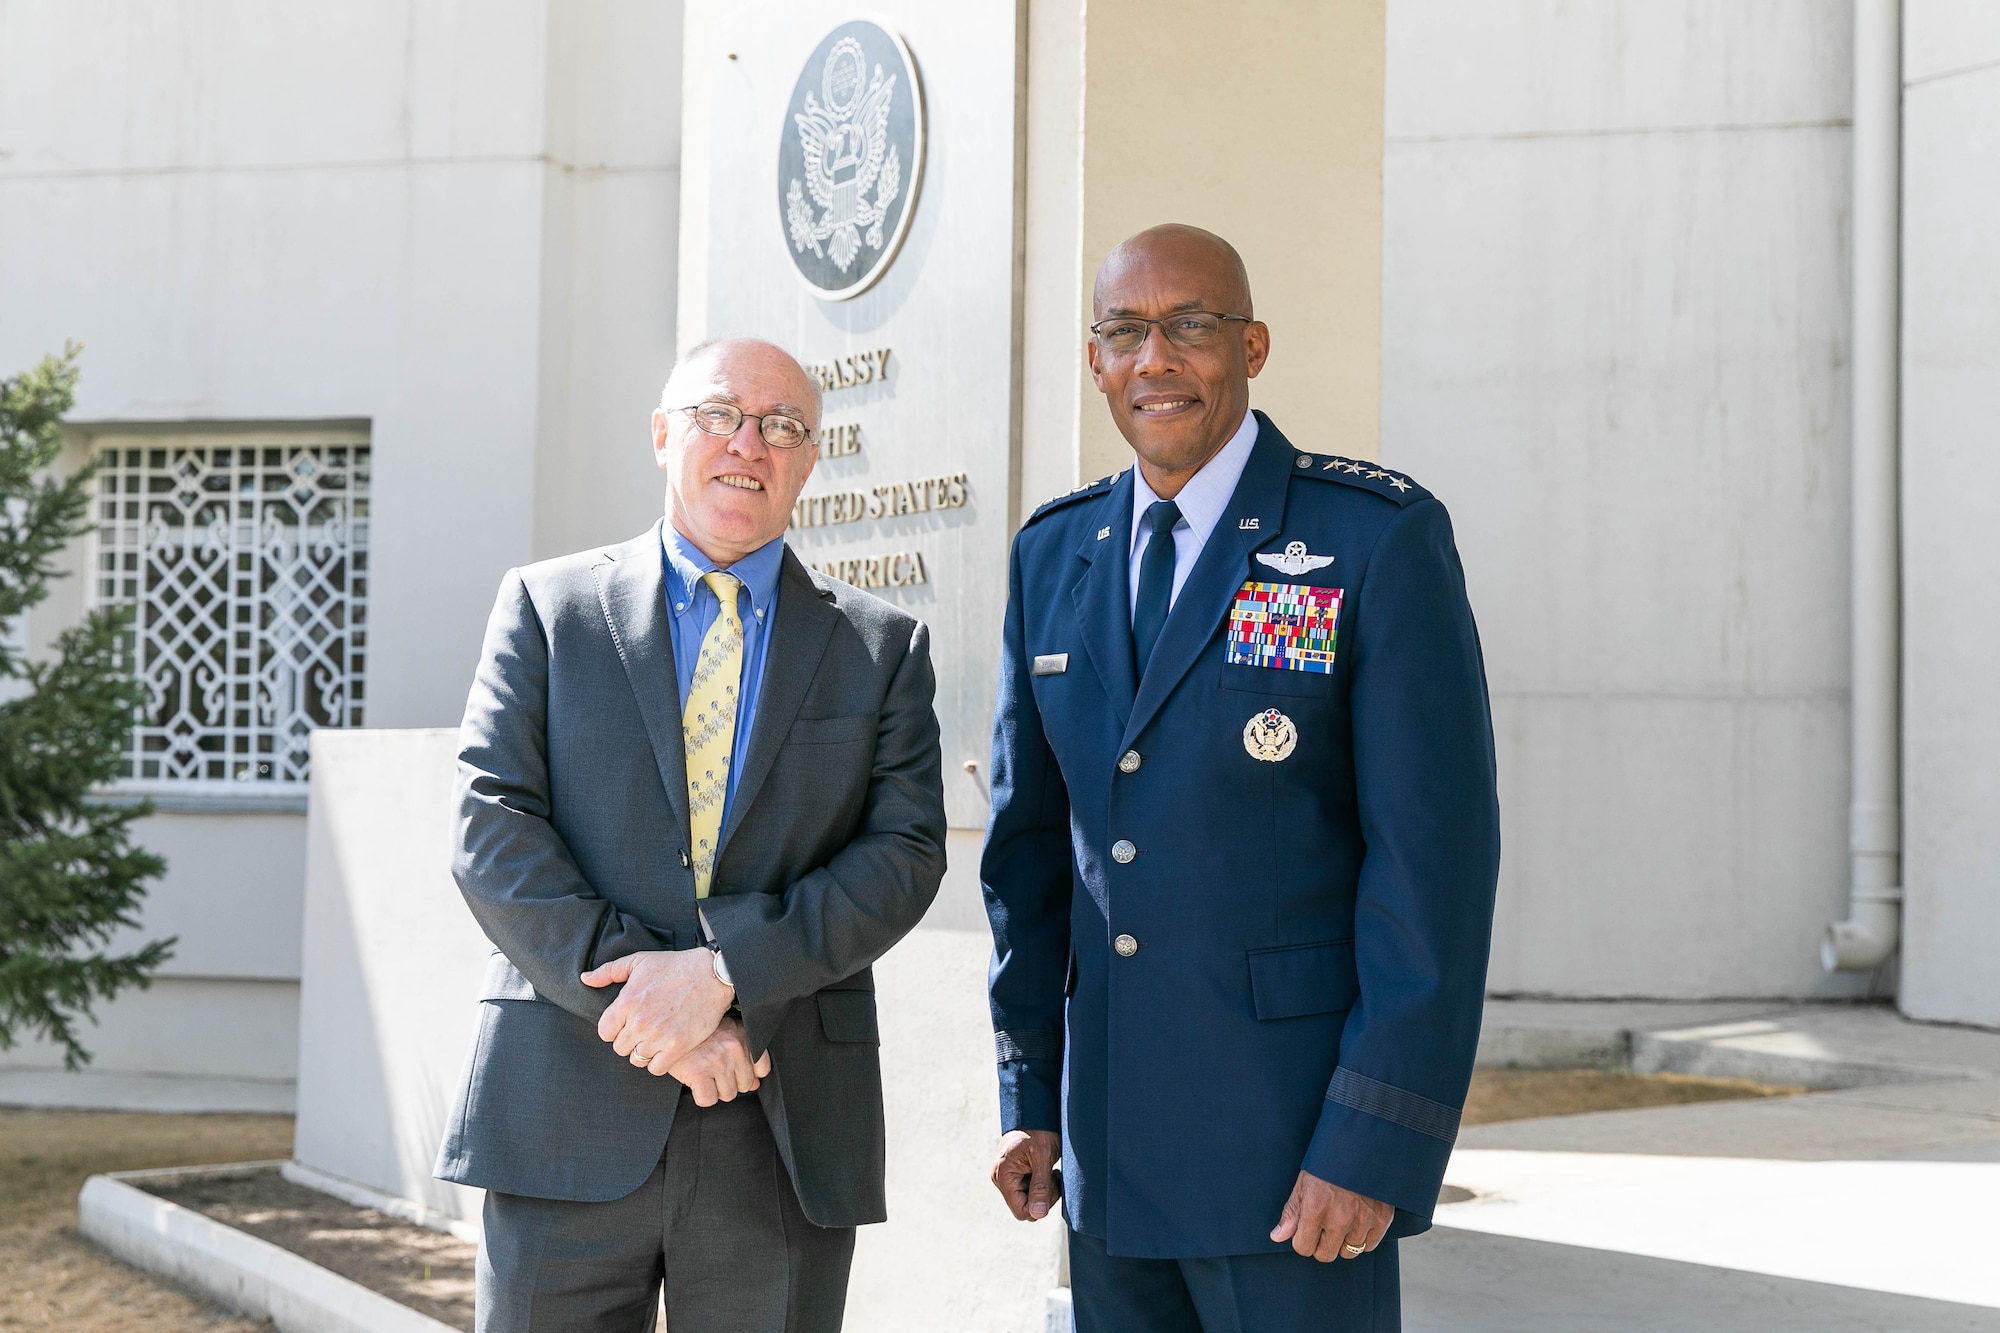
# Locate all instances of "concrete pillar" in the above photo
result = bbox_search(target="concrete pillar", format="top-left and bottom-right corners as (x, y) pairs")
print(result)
(1020, 0), (1386, 500)
(1897, 2), (2000, 1027)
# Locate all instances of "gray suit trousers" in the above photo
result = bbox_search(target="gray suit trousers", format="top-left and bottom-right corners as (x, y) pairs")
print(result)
(476, 1089), (855, 1333)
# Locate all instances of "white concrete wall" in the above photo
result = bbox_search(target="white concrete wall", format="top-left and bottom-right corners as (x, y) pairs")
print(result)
(1897, 1), (2000, 1029)
(1380, 0), (1867, 999)
(531, 0), (685, 563)
(0, 0), (681, 1086)
(0, 0), (679, 723)
(0, 978), (300, 1082)
(0, 807), (308, 1082)
(849, 833), (1064, 1333)
(294, 728), (485, 1222)
(296, 732), (1057, 1328)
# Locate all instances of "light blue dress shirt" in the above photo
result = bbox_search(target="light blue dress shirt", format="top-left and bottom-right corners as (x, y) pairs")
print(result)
(1127, 408), (1260, 619)
(660, 519), (783, 828)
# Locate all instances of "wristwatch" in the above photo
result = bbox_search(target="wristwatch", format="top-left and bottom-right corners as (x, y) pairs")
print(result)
(707, 942), (734, 990)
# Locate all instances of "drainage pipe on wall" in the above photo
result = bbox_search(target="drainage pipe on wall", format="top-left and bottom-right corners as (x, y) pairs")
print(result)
(1825, 0), (1903, 973)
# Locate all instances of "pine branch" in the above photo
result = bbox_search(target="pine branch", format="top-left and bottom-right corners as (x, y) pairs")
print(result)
(0, 344), (96, 678)
(0, 346), (172, 1068)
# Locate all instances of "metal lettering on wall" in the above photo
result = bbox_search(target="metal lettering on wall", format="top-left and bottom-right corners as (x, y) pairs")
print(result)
(793, 348), (964, 588)
(811, 550), (928, 589)
(701, 2), (1019, 825)
(791, 471), (969, 528)
(804, 348), (891, 390)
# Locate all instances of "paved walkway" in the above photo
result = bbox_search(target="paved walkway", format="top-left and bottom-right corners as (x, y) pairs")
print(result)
(1406, 1229), (2000, 1332)
(1407, 1000), (2000, 1331)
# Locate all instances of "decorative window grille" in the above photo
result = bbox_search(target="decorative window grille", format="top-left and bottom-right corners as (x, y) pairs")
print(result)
(91, 438), (370, 790)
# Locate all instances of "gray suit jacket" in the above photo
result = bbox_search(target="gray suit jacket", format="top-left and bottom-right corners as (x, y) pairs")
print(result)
(434, 529), (946, 1226)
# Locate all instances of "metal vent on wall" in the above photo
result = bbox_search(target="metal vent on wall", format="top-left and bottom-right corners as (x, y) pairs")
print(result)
(91, 440), (370, 790)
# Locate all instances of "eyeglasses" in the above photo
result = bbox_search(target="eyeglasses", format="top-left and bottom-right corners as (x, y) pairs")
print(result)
(1089, 311), (1253, 355)
(675, 402), (814, 450)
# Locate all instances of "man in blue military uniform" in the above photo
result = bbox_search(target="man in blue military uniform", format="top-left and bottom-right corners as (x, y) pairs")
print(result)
(982, 225), (1500, 1330)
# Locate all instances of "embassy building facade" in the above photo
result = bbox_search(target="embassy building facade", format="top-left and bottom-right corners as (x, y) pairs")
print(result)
(3, 5), (2000, 1315)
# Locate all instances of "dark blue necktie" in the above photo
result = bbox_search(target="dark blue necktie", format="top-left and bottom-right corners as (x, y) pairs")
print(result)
(1133, 500), (1182, 679)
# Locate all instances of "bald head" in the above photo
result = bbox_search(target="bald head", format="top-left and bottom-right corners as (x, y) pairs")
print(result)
(1093, 224), (1253, 322)
(661, 337), (822, 423)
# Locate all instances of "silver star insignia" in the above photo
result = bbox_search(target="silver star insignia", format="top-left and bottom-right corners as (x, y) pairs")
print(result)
(1367, 469), (1389, 479)
(1388, 476), (1413, 492)
(1342, 463), (1366, 474)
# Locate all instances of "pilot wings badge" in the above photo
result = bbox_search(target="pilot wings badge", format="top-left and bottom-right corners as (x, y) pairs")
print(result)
(787, 37), (902, 273)
(1255, 541), (1336, 576)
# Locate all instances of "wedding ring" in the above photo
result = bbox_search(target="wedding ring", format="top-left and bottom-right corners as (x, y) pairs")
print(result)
(1342, 1243), (1365, 1255)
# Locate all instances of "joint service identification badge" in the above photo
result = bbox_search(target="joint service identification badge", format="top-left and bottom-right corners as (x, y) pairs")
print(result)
(1224, 580), (1342, 673)
(1244, 708), (1298, 762)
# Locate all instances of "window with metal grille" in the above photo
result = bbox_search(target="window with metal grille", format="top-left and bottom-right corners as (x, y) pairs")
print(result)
(90, 433), (370, 791)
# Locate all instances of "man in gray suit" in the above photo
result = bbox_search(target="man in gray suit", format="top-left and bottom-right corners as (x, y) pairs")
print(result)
(435, 337), (947, 1332)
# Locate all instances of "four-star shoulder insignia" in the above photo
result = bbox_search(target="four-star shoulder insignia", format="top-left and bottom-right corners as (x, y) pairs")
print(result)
(1025, 471), (1122, 525)
(1289, 452), (1429, 506)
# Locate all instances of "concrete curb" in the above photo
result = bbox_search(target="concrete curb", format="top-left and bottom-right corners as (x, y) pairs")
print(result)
(1626, 1026), (1943, 1090)
(79, 1164), (458, 1333)
(282, 1161), (481, 1244)
(1474, 1025), (1630, 1073)
(1476, 1008), (1959, 1090)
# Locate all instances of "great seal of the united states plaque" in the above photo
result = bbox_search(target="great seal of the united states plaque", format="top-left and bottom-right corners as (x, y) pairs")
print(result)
(777, 20), (926, 301)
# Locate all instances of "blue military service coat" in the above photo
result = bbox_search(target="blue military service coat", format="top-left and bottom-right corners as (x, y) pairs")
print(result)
(982, 412), (1501, 1259)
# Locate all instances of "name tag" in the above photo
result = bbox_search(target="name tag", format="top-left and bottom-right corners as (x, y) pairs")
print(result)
(1031, 653), (1069, 676)
(1224, 582), (1342, 674)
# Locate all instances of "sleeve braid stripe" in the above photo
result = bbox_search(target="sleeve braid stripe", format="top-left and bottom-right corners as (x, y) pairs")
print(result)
(1326, 1066), (1461, 1144)
(995, 1030), (1056, 1064)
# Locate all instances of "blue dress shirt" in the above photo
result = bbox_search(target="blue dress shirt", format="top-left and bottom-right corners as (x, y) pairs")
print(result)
(1126, 408), (1259, 619)
(659, 520), (783, 828)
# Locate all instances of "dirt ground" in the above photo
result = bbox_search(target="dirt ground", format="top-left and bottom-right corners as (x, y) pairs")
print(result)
(148, 1172), (473, 1331)
(1461, 1067), (1800, 1126)
(0, 1069), (1796, 1330)
(0, 1108), (293, 1332)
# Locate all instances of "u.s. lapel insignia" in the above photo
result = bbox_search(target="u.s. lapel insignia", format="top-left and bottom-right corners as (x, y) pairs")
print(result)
(1243, 708), (1298, 762)
(1255, 541), (1336, 576)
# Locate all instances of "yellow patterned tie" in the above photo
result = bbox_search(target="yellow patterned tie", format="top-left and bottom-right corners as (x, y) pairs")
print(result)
(683, 571), (744, 898)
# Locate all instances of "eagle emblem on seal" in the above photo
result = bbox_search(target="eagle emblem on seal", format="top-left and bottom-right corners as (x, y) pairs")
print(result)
(1243, 708), (1299, 762)
(786, 37), (903, 273)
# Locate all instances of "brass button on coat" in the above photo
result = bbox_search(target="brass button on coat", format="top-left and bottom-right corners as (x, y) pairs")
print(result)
(1118, 750), (1142, 773)
(1111, 839), (1137, 864)
(1113, 934), (1139, 957)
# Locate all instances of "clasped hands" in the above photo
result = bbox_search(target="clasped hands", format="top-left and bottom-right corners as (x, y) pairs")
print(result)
(581, 950), (770, 1106)
(991, 1130), (1393, 1262)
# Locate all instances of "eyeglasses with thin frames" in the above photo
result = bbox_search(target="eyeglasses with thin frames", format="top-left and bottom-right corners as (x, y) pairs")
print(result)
(675, 401), (815, 450)
(1088, 311), (1253, 355)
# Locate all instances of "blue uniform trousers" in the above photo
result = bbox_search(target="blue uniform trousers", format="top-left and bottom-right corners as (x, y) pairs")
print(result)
(1069, 1229), (1400, 1333)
